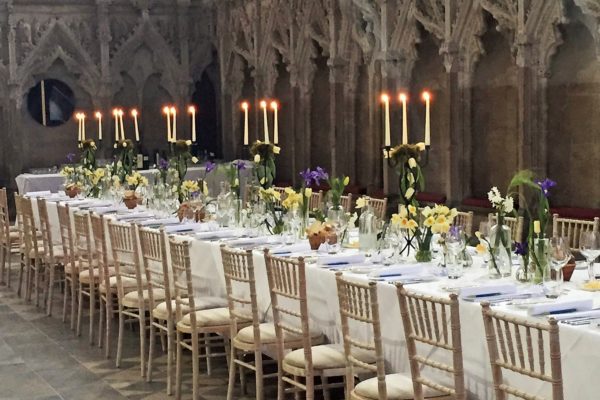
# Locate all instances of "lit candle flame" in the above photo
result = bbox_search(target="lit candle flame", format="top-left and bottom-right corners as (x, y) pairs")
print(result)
(270, 101), (278, 110)
(241, 101), (249, 110)
(163, 106), (170, 115)
(95, 111), (102, 119)
(170, 106), (176, 114)
(131, 109), (138, 117)
(422, 91), (431, 101)
(381, 94), (390, 103)
(399, 93), (408, 102)
(188, 105), (196, 114)
(260, 100), (267, 109)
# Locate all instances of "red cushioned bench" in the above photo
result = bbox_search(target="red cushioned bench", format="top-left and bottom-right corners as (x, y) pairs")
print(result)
(550, 206), (600, 221)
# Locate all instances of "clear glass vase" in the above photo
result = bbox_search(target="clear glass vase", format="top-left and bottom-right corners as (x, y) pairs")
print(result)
(489, 222), (512, 278)
(359, 201), (378, 254)
(533, 238), (550, 284)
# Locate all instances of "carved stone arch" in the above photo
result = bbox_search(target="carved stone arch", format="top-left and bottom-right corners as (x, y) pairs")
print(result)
(389, 3), (420, 83)
(530, 1), (567, 76)
(16, 19), (100, 107)
(110, 19), (183, 103)
(454, 4), (488, 75)
(190, 40), (215, 84)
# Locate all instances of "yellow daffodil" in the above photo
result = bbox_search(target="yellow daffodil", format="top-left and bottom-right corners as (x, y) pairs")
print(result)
(422, 206), (432, 217)
(416, 142), (426, 151)
(254, 154), (261, 163)
(260, 177), (266, 185)
(476, 243), (487, 254)
(305, 188), (313, 197)
(475, 231), (482, 240)
(408, 205), (417, 216)
(436, 215), (447, 224)
(407, 219), (418, 231)
(191, 156), (199, 164)
(391, 213), (402, 225)
(233, 178), (239, 187)
(273, 146), (281, 154)
(398, 205), (408, 218)
(424, 216), (435, 227)
(356, 197), (367, 209)
(343, 176), (350, 186)
(408, 157), (417, 168)
(405, 187), (415, 199)
(186, 140), (192, 146)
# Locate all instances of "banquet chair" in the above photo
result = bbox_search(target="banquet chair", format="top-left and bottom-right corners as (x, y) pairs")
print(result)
(368, 197), (387, 220)
(74, 211), (105, 344)
(108, 221), (154, 375)
(453, 211), (474, 237)
(481, 302), (564, 400)
(340, 194), (353, 213)
(13, 194), (29, 297)
(139, 227), (176, 394)
(170, 238), (234, 400)
(488, 214), (525, 243)
(37, 198), (65, 316)
(397, 283), (465, 400)
(57, 204), (78, 329)
(552, 214), (600, 251)
(264, 253), (365, 400)
(20, 196), (46, 306)
(0, 188), (20, 287)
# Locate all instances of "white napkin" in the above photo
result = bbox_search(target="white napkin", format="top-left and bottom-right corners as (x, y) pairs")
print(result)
(368, 264), (423, 278)
(226, 236), (274, 247)
(115, 212), (154, 221)
(92, 206), (119, 215)
(317, 253), (366, 266)
(64, 199), (92, 207)
(164, 223), (202, 233)
(550, 309), (600, 321)
(528, 299), (594, 316)
(195, 229), (239, 240)
(26, 190), (52, 197)
(459, 284), (517, 299)
(271, 243), (312, 255)
(139, 217), (180, 227)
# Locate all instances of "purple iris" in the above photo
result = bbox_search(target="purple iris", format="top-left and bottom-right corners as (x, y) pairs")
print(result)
(233, 160), (247, 170)
(536, 178), (556, 197)
(514, 241), (528, 256)
(158, 158), (170, 170)
(205, 161), (216, 174)
(66, 153), (76, 163)
(313, 167), (329, 185)
(449, 225), (461, 238)
(300, 169), (313, 186)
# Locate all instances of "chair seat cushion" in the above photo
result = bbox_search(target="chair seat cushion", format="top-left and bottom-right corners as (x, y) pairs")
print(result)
(79, 267), (115, 284)
(236, 322), (322, 345)
(9, 231), (20, 240)
(353, 373), (445, 400)
(28, 245), (63, 259)
(284, 343), (376, 370)
(153, 297), (227, 321)
(177, 307), (241, 329)
(99, 276), (138, 294)
(122, 288), (166, 309)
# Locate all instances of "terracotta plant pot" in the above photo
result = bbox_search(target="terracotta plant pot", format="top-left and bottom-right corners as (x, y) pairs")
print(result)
(123, 197), (138, 210)
(65, 186), (80, 198)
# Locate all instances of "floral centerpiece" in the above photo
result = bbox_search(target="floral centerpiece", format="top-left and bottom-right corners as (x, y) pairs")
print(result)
(171, 140), (197, 202)
(486, 186), (515, 277)
(305, 221), (337, 250)
(197, 161), (216, 198)
(60, 165), (85, 198)
(79, 139), (97, 170)
(298, 167), (328, 229)
(259, 187), (284, 234)
(85, 167), (106, 198)
(251, 140), (280, 188)
(325, 173), (350, 224)
(123, 171), (148, 209)
(112, 139), (136, 184)
(385, 142), (426, 206)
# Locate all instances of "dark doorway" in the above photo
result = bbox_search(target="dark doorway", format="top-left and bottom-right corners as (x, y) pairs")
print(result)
(191, 71), (220, 158)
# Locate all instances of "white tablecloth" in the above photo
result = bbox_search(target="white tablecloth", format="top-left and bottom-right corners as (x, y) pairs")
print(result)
(32, 197), (600, 399)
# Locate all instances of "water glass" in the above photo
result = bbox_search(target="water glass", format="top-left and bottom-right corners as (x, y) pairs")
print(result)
(446, 228), (465, 279)
(545, 237), (571, 298)
(579, 231), (600, 280)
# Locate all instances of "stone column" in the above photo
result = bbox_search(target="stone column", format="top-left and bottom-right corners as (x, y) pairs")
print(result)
(96, 0), (112, 158)
(328, 58), (347, 176)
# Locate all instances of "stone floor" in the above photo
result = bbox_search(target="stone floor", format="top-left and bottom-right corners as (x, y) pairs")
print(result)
(0, 265), (280, 400)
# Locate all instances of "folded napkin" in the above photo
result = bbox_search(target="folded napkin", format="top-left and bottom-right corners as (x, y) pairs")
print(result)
(164, 223), (202, 233)
(550, 309), (600, 321)
(528, 299), (594, 316)
(317, 253), (366, 266)
(64, 200), (92, 207)
(92, 206), (119, 215)
(83, 200), (112, 208)
(195, 229), (239, 240)
(139, 217), (180, 227)
(115, 212), (154, 221)
(459, 284), (517, 300)
(26, 190), (52, 197)
(271, 243), (312, 255)
(226, 236), (274, 247)
(368, 264), (423, 278)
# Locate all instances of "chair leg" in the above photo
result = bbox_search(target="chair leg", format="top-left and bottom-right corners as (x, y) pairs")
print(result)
(192, 331), (200, 400)
(62, 278), (69, 323)
(138, 310), (146, 378)
(255, 348), (264, 400)
(88, 286), (95, 345)
(0, 247), (6, 285)
(205, 333), (212, 375)
(175, 330), (183, 400)
(166, 322), (174, 396)
(277, 359), (285, 400)
(46, 264), (56, 316)
(98, 297), (104, 349)
(147, 321), (155, 382)
(105, 296), (113, 359)
(76, 283), (83, 337)
(293, 376), (301, 400)
(17, 255), (25, 297)
(70, 277), (77, 331)
(116, 306), (125, 368)
(322, 376), (330, 400)
(34, 263), (40, 307)
(226, 345), (237, 400)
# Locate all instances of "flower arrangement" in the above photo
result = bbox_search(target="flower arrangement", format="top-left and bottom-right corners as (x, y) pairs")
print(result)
(385, 142), (426, 206)
(327, 175), (350, 210)
(79, 139), (97, 170)
(305, 221), (337, 250)
(197, 161), (216, 198)
(112, 139), (136, 183)
(299, 167), (328, 219)
(85, 167), (106, 198)
(259, 187), (284, 234)
(60, 165), (85, 197)
(125, 171), (149, 191)
(179, 180), (200, 202)
(281, 187), (303, 210)
(251, 140), (280, 188)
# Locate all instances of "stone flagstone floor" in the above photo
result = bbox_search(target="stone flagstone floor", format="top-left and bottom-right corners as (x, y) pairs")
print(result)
(0, 265), (278, 400)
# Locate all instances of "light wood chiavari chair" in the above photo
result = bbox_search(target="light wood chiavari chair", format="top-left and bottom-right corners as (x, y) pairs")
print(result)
(552, 214), (600, 251)
(340, 194), (353, 213)
(20, 196), (45, 306)
(37, 198), (65, 316)
(13, 194), (29, 297)
(369, 197), (387, 220)
(488, 213), (525, 243)
(0, 188), (20, 287)
(397, 283), (465, 400)
(264, 252), (365, 400)
(481, 302), (564, 400)
(170, 238), (234, 400)
(453, 211), (474, 237)
(108, 221), (153, 375)
(139, 227), (175, 394)
(57, 204), (77, 329)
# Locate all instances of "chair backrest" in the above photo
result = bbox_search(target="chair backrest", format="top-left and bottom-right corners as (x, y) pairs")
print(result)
(335, 273), (384, 397)
(481, 302), (563, 400)
(453, 211), (474, 237)
(13, 194), (26, 252)
(220, 245), (260, 337)
(20, 196), (41, 262)
(57, 204), (76, 277)
(397, 283), (465, 400)
(108, 221), (144, 304)
(308, 190), (323, 212)
(488, 213), (525, 243)
(369, 197), (387, 220)
(90, 214), (111, 294)
(552, 214), (600, 251)
(36, 199), (55, 264)
(139, 227), (172, 318)
(168, 238), (195, 324)
(0, 188), (9, 246)
(340, 193), (353, 213)
(264, 251), (314, 379)
(73, 211), (94, 279)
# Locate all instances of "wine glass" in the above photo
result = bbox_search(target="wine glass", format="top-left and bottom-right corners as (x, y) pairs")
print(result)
(579, 230), (600, 281)
(446, 227), (465, 279)
(545, 237), (571, 298)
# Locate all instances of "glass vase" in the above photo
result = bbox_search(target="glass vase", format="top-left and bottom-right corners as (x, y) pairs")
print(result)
(489, 223), (512, 278)
(415, 249), (433, 263)
(533, 238), (550, 284)
(359, 202), (378, 254)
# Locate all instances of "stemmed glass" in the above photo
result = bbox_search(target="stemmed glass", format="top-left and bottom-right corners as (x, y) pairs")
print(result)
(545, 237), (571, 298)
(580, 231), (600, 281)
(446, 227), (465, 279)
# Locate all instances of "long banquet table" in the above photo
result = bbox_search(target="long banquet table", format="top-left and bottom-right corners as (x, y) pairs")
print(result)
(27, 195), (600, 399)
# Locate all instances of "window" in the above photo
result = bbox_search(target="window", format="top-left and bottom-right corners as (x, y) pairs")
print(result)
(26, 79), (75, 127)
